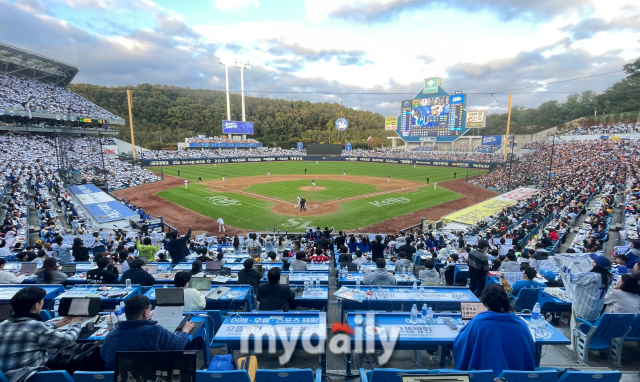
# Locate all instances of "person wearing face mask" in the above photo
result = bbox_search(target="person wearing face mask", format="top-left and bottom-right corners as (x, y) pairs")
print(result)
(468, 240), (490, 297)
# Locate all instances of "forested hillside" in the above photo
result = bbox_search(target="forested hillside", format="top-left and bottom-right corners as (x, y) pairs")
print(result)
(68, 83), (388, 149)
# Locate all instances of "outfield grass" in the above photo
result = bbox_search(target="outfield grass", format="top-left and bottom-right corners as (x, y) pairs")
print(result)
(244, 179), (380, 202)
(154, 161), (486, 184)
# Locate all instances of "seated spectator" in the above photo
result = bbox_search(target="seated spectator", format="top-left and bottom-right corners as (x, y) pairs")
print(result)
(0, 258), (25, 284)
(604, 273), (640, 314)
(0, 287), (83, 373)
(114, 250), (132, 272)
(256, 267), (295, 311)
(174, 271), (206, 311)
(238, 259), (262, 290)
(34, 257), (68, 284)
(353, 250), (368, 264)
(15, 252), (27, 262)
(453, 284), (536, 376)
(216, 252), (225, 266)
(157, 253), (170, 263)
(100, 295), (194, 370)
(419, 259), (441, 285)
(394, 251), (413, 273)
(190, 260), (205, 277)
(281, 257), (291, 271)
(541, 270), (563, 288)
(490, 259), (502, 272)
(363, 258), (397, 286)
(442, 253), (461, 286)
(290, 252), (308, 271)
(267, 251), (281, 263)
(501, 252), (521, 272)
(120, 258), (155, 287)
(87, 257), (119, 284)
(338, 251), (352, 264)
(136, 237), (158, 263)
(71, 237), (90, 262)
(511, 267), (540, 296)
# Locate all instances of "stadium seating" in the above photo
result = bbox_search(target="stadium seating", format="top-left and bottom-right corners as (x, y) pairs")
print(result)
(573, 313), (635, 365)
(608, 314), (640, 367)
(359, 368), (432, 382)
(196, 370), (251, 382)
(72, 371), (114, 382)
(0, 371), (7, 382)
(510, 288), (540, 312)
(556, 370), (622, 382)
(255, 369), (321, 382)
(26, 371), (74, 382)
(497, 370), (558, 382)
(430, 369), (494, 382)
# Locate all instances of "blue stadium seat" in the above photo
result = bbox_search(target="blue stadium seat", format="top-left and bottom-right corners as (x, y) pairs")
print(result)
(608, 313), (640, 368)
(430, 369), (494, 382)
(510, 288), (539, 312)
(573, 313), (635, 365)
(359, 368), (430, 382)
(196, 370), (251, 382)
(556, 370), (621, 382)
(497, 370), (558, 382)
(72, 371), (114, 382)
(28, 371), (74, 382)
(0, 370), (7, 382)
(255, 369), (320, 382)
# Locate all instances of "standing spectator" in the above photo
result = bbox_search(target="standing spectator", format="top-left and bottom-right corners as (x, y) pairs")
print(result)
(370, 235), (386, 262)
(468, 240), (490, 297)
(136, 237), (158, 263)
(51, 236), (72, 265)
(71, 237), (89, 262)
(165, 226), (192, 265)
(0, 287), (82, 373)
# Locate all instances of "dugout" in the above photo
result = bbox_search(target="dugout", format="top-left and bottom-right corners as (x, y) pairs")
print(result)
(306, 144), (342, 156)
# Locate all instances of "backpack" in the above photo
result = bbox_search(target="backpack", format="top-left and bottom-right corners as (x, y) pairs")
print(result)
(207, 354), (235, 371)
(45, 340), (105, 374)
(237, 355), (258, 382)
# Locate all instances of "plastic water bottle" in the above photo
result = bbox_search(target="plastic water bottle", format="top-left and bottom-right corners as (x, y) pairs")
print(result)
(315, 278), (319, 291)
(426, 307), (434, 326)
(419, 282), (425, 293)
(344, 268), (348, 279)
(356, 278), (361, 292)
(412, 281), (417, 293)
(532, 302), (541, 321)
(358, 263), (362, 275)
(410, 304), (418, 324)
(53, 300), (60, 318)
(421, 304), (427, 324)
(114, 305), (122, 321)
(125, 278), (132, 290)
(340, 267), (345, 279)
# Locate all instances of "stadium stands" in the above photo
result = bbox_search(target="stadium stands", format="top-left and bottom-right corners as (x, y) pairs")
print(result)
(0, 73), (123, 121)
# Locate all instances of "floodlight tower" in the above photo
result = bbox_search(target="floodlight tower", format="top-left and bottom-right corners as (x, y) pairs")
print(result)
(217, 56), (251, 139)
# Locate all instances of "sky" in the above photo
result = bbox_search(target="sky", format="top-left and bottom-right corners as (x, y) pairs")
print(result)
(1, 0), (639, 116)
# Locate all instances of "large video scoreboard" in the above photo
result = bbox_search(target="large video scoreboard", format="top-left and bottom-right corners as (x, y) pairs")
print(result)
(395, 78), (467, 142)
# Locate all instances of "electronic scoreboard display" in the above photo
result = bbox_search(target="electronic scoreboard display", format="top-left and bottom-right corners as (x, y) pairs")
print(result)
(400, 94), (465, 138)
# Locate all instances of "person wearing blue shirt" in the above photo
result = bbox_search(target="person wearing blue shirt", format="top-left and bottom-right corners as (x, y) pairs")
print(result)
(454, 284), (536, 376)
(510, 267), (540, 296)
(347, 236), (359, 254)
(101, 295), (194, 370)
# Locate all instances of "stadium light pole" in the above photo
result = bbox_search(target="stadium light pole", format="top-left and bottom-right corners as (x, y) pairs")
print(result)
(218, 56), (251, 139)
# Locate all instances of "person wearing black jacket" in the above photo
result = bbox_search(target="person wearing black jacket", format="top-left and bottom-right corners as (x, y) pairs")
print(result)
(334, 232), (346, 249)
(317, 234), (331, 251)
(165, 226), (192, 265)
(71, 237), (90, 262)
(120, 258), (155, 286)
(257, 267), (295, 311)
(238, 259), (262, 291)
(398, 238), (416, 261)
(87, 257), (119, 284)
(468, 240), (490, 297)
(370, 235), (386, 262)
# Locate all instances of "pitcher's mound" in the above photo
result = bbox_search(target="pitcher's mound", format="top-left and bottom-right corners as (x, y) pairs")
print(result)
(299, 186), (326, 191)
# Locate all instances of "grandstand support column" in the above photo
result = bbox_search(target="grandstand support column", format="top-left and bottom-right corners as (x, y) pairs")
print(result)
(548, 134), (556, 189)
(468, 137), (472, 152)
(126, 89), (136, 161)
(503, 93), (513, 163)
(98, 131), (108, 190)
(241, 67), (246, 140)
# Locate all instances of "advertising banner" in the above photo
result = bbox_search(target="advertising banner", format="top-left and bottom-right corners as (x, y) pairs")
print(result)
(442, 187), (538, 225)
(466, 111), (486, 128)
(481, 135), (502, 146)
(423, 77), (440, 94)
(345, 142), (352, 151)
(384, 116), (397, 131)
(297, 142), (304, 150)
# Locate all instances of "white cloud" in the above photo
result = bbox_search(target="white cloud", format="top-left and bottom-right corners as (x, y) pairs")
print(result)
(213, 0), (259, 11)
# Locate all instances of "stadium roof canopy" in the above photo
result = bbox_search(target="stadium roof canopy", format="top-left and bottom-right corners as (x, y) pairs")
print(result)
(0, 42), (79, 87)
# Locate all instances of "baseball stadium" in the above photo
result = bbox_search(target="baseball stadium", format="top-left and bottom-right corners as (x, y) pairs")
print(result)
(1, 2), (640, 381)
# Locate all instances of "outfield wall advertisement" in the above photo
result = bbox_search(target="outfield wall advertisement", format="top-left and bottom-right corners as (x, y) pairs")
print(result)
(141, 156), (504, 170)
(441, 187), (539, 225)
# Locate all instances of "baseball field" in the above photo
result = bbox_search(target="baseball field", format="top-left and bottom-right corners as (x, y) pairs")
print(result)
(113, 161), (497, 234)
